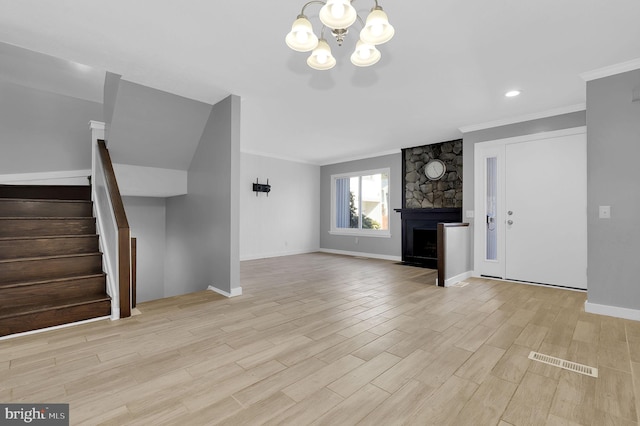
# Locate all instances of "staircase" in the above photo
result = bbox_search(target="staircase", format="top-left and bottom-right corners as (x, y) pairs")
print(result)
(0, 184), (111, 337)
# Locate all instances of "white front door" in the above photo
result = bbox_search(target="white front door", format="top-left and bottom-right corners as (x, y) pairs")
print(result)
(474, 127), (587, 290)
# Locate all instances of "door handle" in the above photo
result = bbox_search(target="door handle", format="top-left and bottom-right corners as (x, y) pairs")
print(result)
(508, 211), (513, 215)
(507, 220), (514, 225)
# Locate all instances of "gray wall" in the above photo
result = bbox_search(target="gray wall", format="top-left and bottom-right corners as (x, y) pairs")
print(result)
(123, 196), (166, 302)
(462, 110), (587, 271)
(0, 80), (102, 174)
(586, 69), (640, 310)
(165, 95), (241, 296)
(108, 80), (213, 170)
(240, 153), (320, 260)
(320, 153), (402, 258)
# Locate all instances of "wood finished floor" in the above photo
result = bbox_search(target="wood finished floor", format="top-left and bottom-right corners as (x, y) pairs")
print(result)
(1, 252), (639, 425)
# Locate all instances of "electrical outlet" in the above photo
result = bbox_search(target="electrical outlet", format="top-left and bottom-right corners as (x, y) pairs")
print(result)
(599, 206), (611, 219)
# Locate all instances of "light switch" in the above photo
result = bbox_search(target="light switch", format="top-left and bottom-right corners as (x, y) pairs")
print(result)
(599, 206), (611, 219)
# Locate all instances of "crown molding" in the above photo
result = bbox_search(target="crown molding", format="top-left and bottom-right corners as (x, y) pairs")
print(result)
(241, 147), (402, 167)
(319, 148), (401, 166)
(241, 148), (318, 165)
(459, 103), (586, 134)
(580, 58), (640, 82)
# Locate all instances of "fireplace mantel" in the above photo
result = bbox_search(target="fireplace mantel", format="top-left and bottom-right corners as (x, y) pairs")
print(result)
(393, 207), (462, 216)
(394, 208), (462, 268)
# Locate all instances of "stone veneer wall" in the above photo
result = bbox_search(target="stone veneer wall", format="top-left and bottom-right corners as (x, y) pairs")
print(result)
(404, 139), (463, 208)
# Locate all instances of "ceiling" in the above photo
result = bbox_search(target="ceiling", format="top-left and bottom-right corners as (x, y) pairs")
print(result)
(1, 0), (639, 165)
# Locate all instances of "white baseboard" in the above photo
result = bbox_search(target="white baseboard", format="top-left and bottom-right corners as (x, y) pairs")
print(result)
(584, 301), (640, 321)
(442, 271), (473, 287)
(207, 285), (243, 298)
(318, 248), (402, 262)
(0, 316), (110, 341)
(240, 248), (318, 262)
(0, 169), (91, 185)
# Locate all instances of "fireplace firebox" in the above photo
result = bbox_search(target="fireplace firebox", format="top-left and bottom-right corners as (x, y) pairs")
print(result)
(394, 208), (462, 268)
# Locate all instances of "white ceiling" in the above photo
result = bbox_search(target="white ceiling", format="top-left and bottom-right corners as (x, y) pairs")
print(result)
(1, 0), (639, 165)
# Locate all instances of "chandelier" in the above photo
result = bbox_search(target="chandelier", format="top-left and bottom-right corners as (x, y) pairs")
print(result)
(285, 0), (395, 70)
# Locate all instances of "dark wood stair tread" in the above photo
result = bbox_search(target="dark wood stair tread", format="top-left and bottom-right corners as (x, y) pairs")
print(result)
(0, 294), (111, 320)
(0, 273), (106, 289)
(0, 235), (100, 261)
(0, 234), (97, 241)
(0, 217), (97, 238)
(0, 216), (95, 220)
(0, 252), (102, 265)
(0, 184), (91, 201)
(0, 252), (104, 286)
(0, 198), (92, 203)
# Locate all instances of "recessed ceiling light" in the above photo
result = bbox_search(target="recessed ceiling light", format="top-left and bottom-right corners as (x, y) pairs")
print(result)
(505, 90), (521, 98)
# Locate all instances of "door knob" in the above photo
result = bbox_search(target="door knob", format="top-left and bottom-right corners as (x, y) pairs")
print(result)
(507, 211), (513, 215)
(507, 220), (514, 225)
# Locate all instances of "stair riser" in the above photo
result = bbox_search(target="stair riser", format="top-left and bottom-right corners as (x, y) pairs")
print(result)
(0, 185), (91, 201)
(0, 236), (99, 260)
(0, 255), (103, 284)
(0, 218), (96, 237)
(0, 200), (92, 217)
(0, 276), (106, 310)
(0, 300), (111, 337)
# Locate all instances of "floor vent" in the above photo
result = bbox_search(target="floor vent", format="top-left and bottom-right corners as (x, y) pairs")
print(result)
(528, 351), (598, 377)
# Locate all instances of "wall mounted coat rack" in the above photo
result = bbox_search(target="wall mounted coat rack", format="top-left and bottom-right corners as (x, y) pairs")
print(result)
(253, 178), (271, 196)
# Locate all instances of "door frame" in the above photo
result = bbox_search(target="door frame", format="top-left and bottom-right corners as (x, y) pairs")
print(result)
(473, 126), (587, 286)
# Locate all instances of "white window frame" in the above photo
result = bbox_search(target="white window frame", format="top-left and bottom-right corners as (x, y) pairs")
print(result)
(329, 167), (391, 238)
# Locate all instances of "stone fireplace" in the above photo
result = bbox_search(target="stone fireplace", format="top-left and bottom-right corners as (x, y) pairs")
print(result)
(396, 139), (463, 268)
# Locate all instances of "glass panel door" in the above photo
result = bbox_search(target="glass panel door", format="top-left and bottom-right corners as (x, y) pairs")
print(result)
(486, 157), (498, 260)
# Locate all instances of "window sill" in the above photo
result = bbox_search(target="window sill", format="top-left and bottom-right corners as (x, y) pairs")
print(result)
(328, 230), (391, 239)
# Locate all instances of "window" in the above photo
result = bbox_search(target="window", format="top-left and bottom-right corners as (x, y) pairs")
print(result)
(330, 168), (390, 237)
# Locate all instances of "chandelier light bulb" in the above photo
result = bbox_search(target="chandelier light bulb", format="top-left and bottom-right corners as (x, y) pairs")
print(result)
(307, 39), (336, 70)
(331, 3), (345, 19)
(285, 16), (319, 52)
(296, 31), (308, 44)
(351, 40), (381, 67)
(317, 52), (328, 64)
(360, 7), (395, 45)
(319, 0), (357, 29)
(371, 23), (384, 37)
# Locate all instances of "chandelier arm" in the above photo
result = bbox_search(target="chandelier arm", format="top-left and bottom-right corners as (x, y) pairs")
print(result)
(300, 0), (327, 15)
